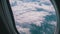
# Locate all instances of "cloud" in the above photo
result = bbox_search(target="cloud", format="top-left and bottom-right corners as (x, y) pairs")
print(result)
(16, 25), (31, 34)
(49, 21), (57, 26)
(14, 11), (50, 26)
(9, 0), (56, 34)
(11, 0), (55, 26)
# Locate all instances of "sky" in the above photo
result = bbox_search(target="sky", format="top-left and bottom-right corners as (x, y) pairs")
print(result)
(9, 0), (57, 34)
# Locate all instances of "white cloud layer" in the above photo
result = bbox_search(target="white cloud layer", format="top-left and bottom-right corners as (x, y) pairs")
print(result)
(16, 25), (31, 34)
(14, 11), (50, 26)
(10, 0), (55, 26)
(9, 0), (57, 34)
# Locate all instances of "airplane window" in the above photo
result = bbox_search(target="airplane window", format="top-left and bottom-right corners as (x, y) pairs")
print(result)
(9, 0), (57, 34)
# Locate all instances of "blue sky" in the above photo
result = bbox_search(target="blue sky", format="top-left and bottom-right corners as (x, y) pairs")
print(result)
(9, 0), (57, 34)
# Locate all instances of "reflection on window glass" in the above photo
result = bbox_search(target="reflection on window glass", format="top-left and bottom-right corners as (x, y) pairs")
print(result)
(9, 0), (57, 34)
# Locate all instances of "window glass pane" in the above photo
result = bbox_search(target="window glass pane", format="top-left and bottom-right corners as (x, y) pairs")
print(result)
(9, 0), (57, 34)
